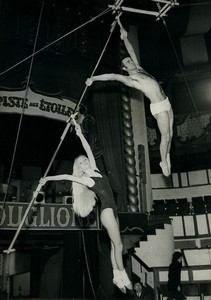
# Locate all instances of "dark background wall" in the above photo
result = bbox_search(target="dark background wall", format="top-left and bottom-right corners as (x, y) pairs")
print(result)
(0, 1), (211, 299)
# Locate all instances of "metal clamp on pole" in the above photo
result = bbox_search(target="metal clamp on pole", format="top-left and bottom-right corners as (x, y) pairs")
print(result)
(109, 0), (124, 14)
(155, 0), (179, 21)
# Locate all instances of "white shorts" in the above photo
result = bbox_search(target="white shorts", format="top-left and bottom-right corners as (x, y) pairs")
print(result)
(150, 97), (171, 116)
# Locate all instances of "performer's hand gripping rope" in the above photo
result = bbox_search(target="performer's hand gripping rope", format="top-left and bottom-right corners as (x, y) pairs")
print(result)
(4, 181), (44, 254)
(116, 14), (142, 72)
(115, 14), (128, 41)
(69, 112), (81, 134)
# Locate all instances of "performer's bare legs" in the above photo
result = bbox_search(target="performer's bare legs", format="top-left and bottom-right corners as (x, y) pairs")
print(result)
(155, 108), (174, 176)
(100, 208), (132, 292)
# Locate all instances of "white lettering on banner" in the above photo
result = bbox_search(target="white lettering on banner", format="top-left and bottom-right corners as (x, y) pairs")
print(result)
(0, 209), (6, 225)
(50, 207), (56, 227)
(57, 208), (71, 227)
(25, 207), (38, 227)
(0, 88), (76, 122)
(7, 205), (23, 227)
(39, 207), (50, 227)
(0, 203), (98, 230)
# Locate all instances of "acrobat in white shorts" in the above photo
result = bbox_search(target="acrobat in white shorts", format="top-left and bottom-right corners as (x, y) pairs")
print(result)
(150, 97), (171, 117)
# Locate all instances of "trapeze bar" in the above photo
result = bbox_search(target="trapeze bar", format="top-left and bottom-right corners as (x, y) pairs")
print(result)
(121, 6), (162, 17)
(121, 6), (159, 16)
(108, 5), (159, 17)
(108, 0), (179, 18)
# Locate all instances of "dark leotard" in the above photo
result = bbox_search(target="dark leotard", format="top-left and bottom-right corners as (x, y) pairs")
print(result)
(88, 172), (118, 218)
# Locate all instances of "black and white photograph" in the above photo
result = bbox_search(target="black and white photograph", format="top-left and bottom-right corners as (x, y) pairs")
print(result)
(0, 0), (211, 299)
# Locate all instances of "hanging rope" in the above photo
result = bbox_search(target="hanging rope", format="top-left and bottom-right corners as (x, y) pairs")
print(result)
(157, 4), (210, 151)
(71, 17), (119, 114)
(81, 231), (96, 298)
(3, 4), (45, 300)
(156, 3), (199, 116)
(163, 21), (200, 115)
(46, 17), (118, 176)
(3, 13), (118, 300)
(0, 7), (112, 77)
(4, 13), (118, 255)
(179, 1), (211, 6)
(0, 0), (45, 220)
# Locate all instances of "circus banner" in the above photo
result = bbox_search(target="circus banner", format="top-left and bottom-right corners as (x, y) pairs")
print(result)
(0, 202), (99, 231)
(0, 88), (77, 122)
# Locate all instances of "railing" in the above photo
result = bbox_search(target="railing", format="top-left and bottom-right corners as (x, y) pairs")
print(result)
(150, 197), (211, 239)
(154, 266), (211, 300)
(130, 252), (211, 300)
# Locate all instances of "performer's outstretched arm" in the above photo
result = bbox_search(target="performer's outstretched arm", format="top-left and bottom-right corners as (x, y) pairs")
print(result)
(121, 28), (140, 68)
(39, 174), (93, 187)
(86, 74), (132, 87)
(74, 123), (98, 171)
(117, 18), (143, 70)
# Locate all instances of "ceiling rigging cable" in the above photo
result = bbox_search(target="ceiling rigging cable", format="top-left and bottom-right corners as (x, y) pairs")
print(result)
(179, 1), (211, 7)
(4, 10), (119, 257)
(1, 4), (114, 224)
(156, 3), (199, 115)
(3, 3), (46, 300)
(157, 3), (210, 150)
(0, 6), (113, 77)
(0, 0), (45, 219)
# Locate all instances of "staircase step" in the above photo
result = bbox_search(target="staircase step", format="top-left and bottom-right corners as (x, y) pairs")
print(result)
(118, 212), (149, 234)
(148, 223), (165, 231)
(148, 215), (172, 226)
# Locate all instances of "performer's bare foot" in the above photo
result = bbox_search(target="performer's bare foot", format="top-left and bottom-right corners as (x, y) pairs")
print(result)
(113, 278), (126, 294)
(167, 153), (171, 174)
(113, 269), (126, 294)
(160, 161), (170, 177)
(119, 269), (133, 290)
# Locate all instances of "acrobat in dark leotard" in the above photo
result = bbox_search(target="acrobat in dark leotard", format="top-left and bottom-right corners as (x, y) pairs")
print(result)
(39, 118), (132, 293)
(89, 171), (118, 218)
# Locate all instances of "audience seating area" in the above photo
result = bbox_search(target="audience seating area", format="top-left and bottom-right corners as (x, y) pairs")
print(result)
(151, 195), (211, 216)
(147, 174), (211, 300)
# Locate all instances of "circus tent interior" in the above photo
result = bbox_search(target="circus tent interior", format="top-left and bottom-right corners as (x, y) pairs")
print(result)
(0, 0), (211, 299)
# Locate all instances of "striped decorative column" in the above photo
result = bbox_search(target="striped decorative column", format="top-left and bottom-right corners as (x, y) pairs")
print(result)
(118, 25), (139, 212)
(120, 85), (139, 212)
